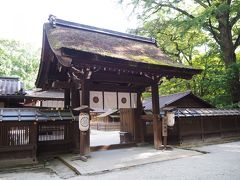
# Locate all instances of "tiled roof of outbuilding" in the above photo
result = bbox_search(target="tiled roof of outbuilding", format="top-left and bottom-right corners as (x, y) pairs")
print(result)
(0, 77), (23, 96)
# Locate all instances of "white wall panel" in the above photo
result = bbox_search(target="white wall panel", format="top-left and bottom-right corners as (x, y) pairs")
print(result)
(118, 92), (130, 108)
(131, 93), (137, 108)
(90, 91), (103, 109)
(104, 92), (117, 110)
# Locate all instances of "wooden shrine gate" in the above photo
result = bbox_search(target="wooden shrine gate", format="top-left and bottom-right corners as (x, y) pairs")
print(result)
(36, 16), (201, 156)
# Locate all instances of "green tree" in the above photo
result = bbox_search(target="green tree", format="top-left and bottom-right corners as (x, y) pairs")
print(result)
(0, 39), (40, 89)
(122, 0), (240, 104)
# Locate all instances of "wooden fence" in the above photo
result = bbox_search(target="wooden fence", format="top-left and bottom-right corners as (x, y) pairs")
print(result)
(0, 120), (79, 167)
(0, 121), (37, 167)
(144, 115), (240, 145)
(177, 115), (240, 145)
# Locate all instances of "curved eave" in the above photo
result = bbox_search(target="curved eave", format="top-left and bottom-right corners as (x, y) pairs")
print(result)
(61, 47), (202, 80)
(35, 25), (57, 88)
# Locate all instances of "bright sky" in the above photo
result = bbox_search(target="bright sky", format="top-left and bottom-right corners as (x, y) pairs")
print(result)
(0, 0), (138, 48)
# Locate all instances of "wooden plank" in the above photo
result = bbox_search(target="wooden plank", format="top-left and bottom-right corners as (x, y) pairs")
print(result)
(151, 83), (162, 149)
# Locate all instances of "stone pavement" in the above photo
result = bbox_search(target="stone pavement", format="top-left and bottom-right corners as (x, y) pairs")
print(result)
(58, 145), (202, 175)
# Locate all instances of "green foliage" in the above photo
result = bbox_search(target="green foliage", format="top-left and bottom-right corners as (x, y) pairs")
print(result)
(0, 39), (40, 89)
(123, 0), (240, 107)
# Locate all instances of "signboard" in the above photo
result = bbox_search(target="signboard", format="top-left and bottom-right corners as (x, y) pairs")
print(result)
(162, 117), (168, 136)
(79, 113), (89, 131)
(167, 112), (175, 127)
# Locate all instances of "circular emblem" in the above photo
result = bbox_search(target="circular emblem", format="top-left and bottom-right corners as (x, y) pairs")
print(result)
(79, 113), (89, 131)
(80, 117), (89, 127)
(121, 97), (127, 104)
(93, 96), (99, 103)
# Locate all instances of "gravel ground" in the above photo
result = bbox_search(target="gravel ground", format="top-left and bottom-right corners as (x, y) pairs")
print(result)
(90, 130), (120, 146)
(1, 141), (240, 180)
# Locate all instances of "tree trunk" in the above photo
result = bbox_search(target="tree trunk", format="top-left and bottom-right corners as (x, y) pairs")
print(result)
(217, 12), (240, 104)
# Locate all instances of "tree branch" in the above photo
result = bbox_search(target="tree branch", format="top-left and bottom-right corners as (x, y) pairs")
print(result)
(207, 19), (221, 45)
(144, 5), (163, 20)
(152, 1), (195, 19)
(230, 11), (240, 27)
(194, 0), (209, 8)
(234, 34), (240, 50)
(164, 3), (195, 19)
(206, 0), (211, 6)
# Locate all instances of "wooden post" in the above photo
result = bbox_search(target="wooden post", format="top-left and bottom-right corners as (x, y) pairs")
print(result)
(151, 83), (162, 149)
(64, 88), (70, 109)
(137, 92), (145, 143)
(177, 118), (182, 145)
(32, 121), (38, 162)
(220, 116), (223, 138)
(80, 80), (90, 155)
(200, 117), (204, 141)
(70, 85), (80, 152)
(162, 116), (168, 148)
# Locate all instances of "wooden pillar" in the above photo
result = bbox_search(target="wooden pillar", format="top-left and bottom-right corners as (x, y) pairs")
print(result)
(200, 117), (204, 141)
(151, 83), (162, 149)
(137, 91), (145, 143)
(31, 121), (38, 162)
(64, 88), (70, 109)
(80, 80), (90, 155)
(70, 85), (80, 152)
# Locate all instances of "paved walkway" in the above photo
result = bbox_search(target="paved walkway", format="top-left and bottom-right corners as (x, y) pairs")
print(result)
(59, 145), (202, 175)
(2, 142), (240, 180)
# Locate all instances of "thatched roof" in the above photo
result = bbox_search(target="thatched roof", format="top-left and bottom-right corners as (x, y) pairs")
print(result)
(44, 19), (190, 68)
(36, 17), (202, 88)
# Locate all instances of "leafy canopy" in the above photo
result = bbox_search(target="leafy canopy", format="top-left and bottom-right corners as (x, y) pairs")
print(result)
(0, 39), (40, 89)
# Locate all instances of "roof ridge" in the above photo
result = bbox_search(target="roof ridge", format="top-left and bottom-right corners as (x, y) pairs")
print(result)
(143, 90), (191, 102)
(160, 90), (191, 98)
(48, 15), (156, 45)
(0, 76), (19, 80)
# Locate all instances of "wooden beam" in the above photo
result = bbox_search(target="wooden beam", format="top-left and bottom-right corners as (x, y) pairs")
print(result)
(89, 82), (145, 92)
(90, 72), (155, 85)
(151, 83), (162, 149)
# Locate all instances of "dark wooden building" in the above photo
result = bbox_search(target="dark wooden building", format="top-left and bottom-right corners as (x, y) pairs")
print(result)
(143, 91), (214, 111)
(142, 91), (240, 145)
(25, 90), (64, 108)
(0, 77), (25, 107)
(35, 16), (201, 155)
